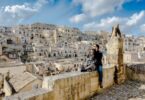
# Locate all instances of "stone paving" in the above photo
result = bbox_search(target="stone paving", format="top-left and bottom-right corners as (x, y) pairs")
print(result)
(91, 81), (145, 100)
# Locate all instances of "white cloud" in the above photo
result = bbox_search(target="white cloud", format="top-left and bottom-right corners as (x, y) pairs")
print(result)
(35, 0), (48, 9)
(83, 10), (145, 34)
(70, 14), (87, 23)
(140, 24), (145, 32)
(70, 0), (128, 23)
(84, 16), (126, 31)
(4, 4), (37, 19)
(126, 11), (145, 26)
(0, 0), (48, 26)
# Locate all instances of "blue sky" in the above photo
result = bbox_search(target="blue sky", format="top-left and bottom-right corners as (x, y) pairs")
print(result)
(0, 0), (145, 35)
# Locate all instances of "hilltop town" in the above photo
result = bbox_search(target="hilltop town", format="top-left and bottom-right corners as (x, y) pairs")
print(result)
(0, 23), (145, 99)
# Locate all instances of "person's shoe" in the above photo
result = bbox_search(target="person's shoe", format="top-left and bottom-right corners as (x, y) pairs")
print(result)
(100, 85), (103, 88)
(100, 84), (103, 88)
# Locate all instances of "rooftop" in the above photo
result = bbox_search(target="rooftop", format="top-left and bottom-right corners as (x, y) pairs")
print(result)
(9, 72), (37, 92)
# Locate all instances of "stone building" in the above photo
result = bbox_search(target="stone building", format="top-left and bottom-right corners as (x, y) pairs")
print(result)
(124, 35), (145, 53)
(0, 27), (12, 34)
(0, 23), (109, 63)
(0, 44), (2, 56)
(123, 35), (145, 63)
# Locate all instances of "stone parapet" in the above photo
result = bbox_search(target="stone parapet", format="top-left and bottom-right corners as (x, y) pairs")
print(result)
(127, 64), (145, 82)
(4, 88), (53, 100)
(3, 66), (115, 100)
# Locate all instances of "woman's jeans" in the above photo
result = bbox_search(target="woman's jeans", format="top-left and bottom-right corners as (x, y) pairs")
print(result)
(96, 65), (103, 84)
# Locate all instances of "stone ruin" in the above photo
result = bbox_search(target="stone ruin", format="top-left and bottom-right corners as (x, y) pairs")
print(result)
(106, 24), (125, 84)
(111, 24), (122, 38)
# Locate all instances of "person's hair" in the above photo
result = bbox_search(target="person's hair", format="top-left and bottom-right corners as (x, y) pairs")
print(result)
(87, 49), (96, 58)
(95, 44), (99, 49)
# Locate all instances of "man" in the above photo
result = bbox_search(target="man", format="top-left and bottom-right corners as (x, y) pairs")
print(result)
(93, 44), (103, 88)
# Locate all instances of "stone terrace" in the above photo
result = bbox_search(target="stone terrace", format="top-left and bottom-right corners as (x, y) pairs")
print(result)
(91, 80), (145, 100)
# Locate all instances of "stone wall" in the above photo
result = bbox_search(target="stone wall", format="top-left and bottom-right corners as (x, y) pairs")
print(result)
(4, 66), (115, 100)
(0, 44), (2, 56)
(126, 64), (145, 82)
(4, 88), (53, 100)
(0, 75), (3, 89)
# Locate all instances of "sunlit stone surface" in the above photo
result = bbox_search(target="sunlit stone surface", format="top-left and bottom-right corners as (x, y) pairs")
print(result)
(91, 81), (145, 100)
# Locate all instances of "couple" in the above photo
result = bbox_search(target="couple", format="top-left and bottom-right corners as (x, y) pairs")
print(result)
(81, 44), (103, 88)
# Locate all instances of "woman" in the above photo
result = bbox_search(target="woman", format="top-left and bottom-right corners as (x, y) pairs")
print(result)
(81, 49), (96, 72)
